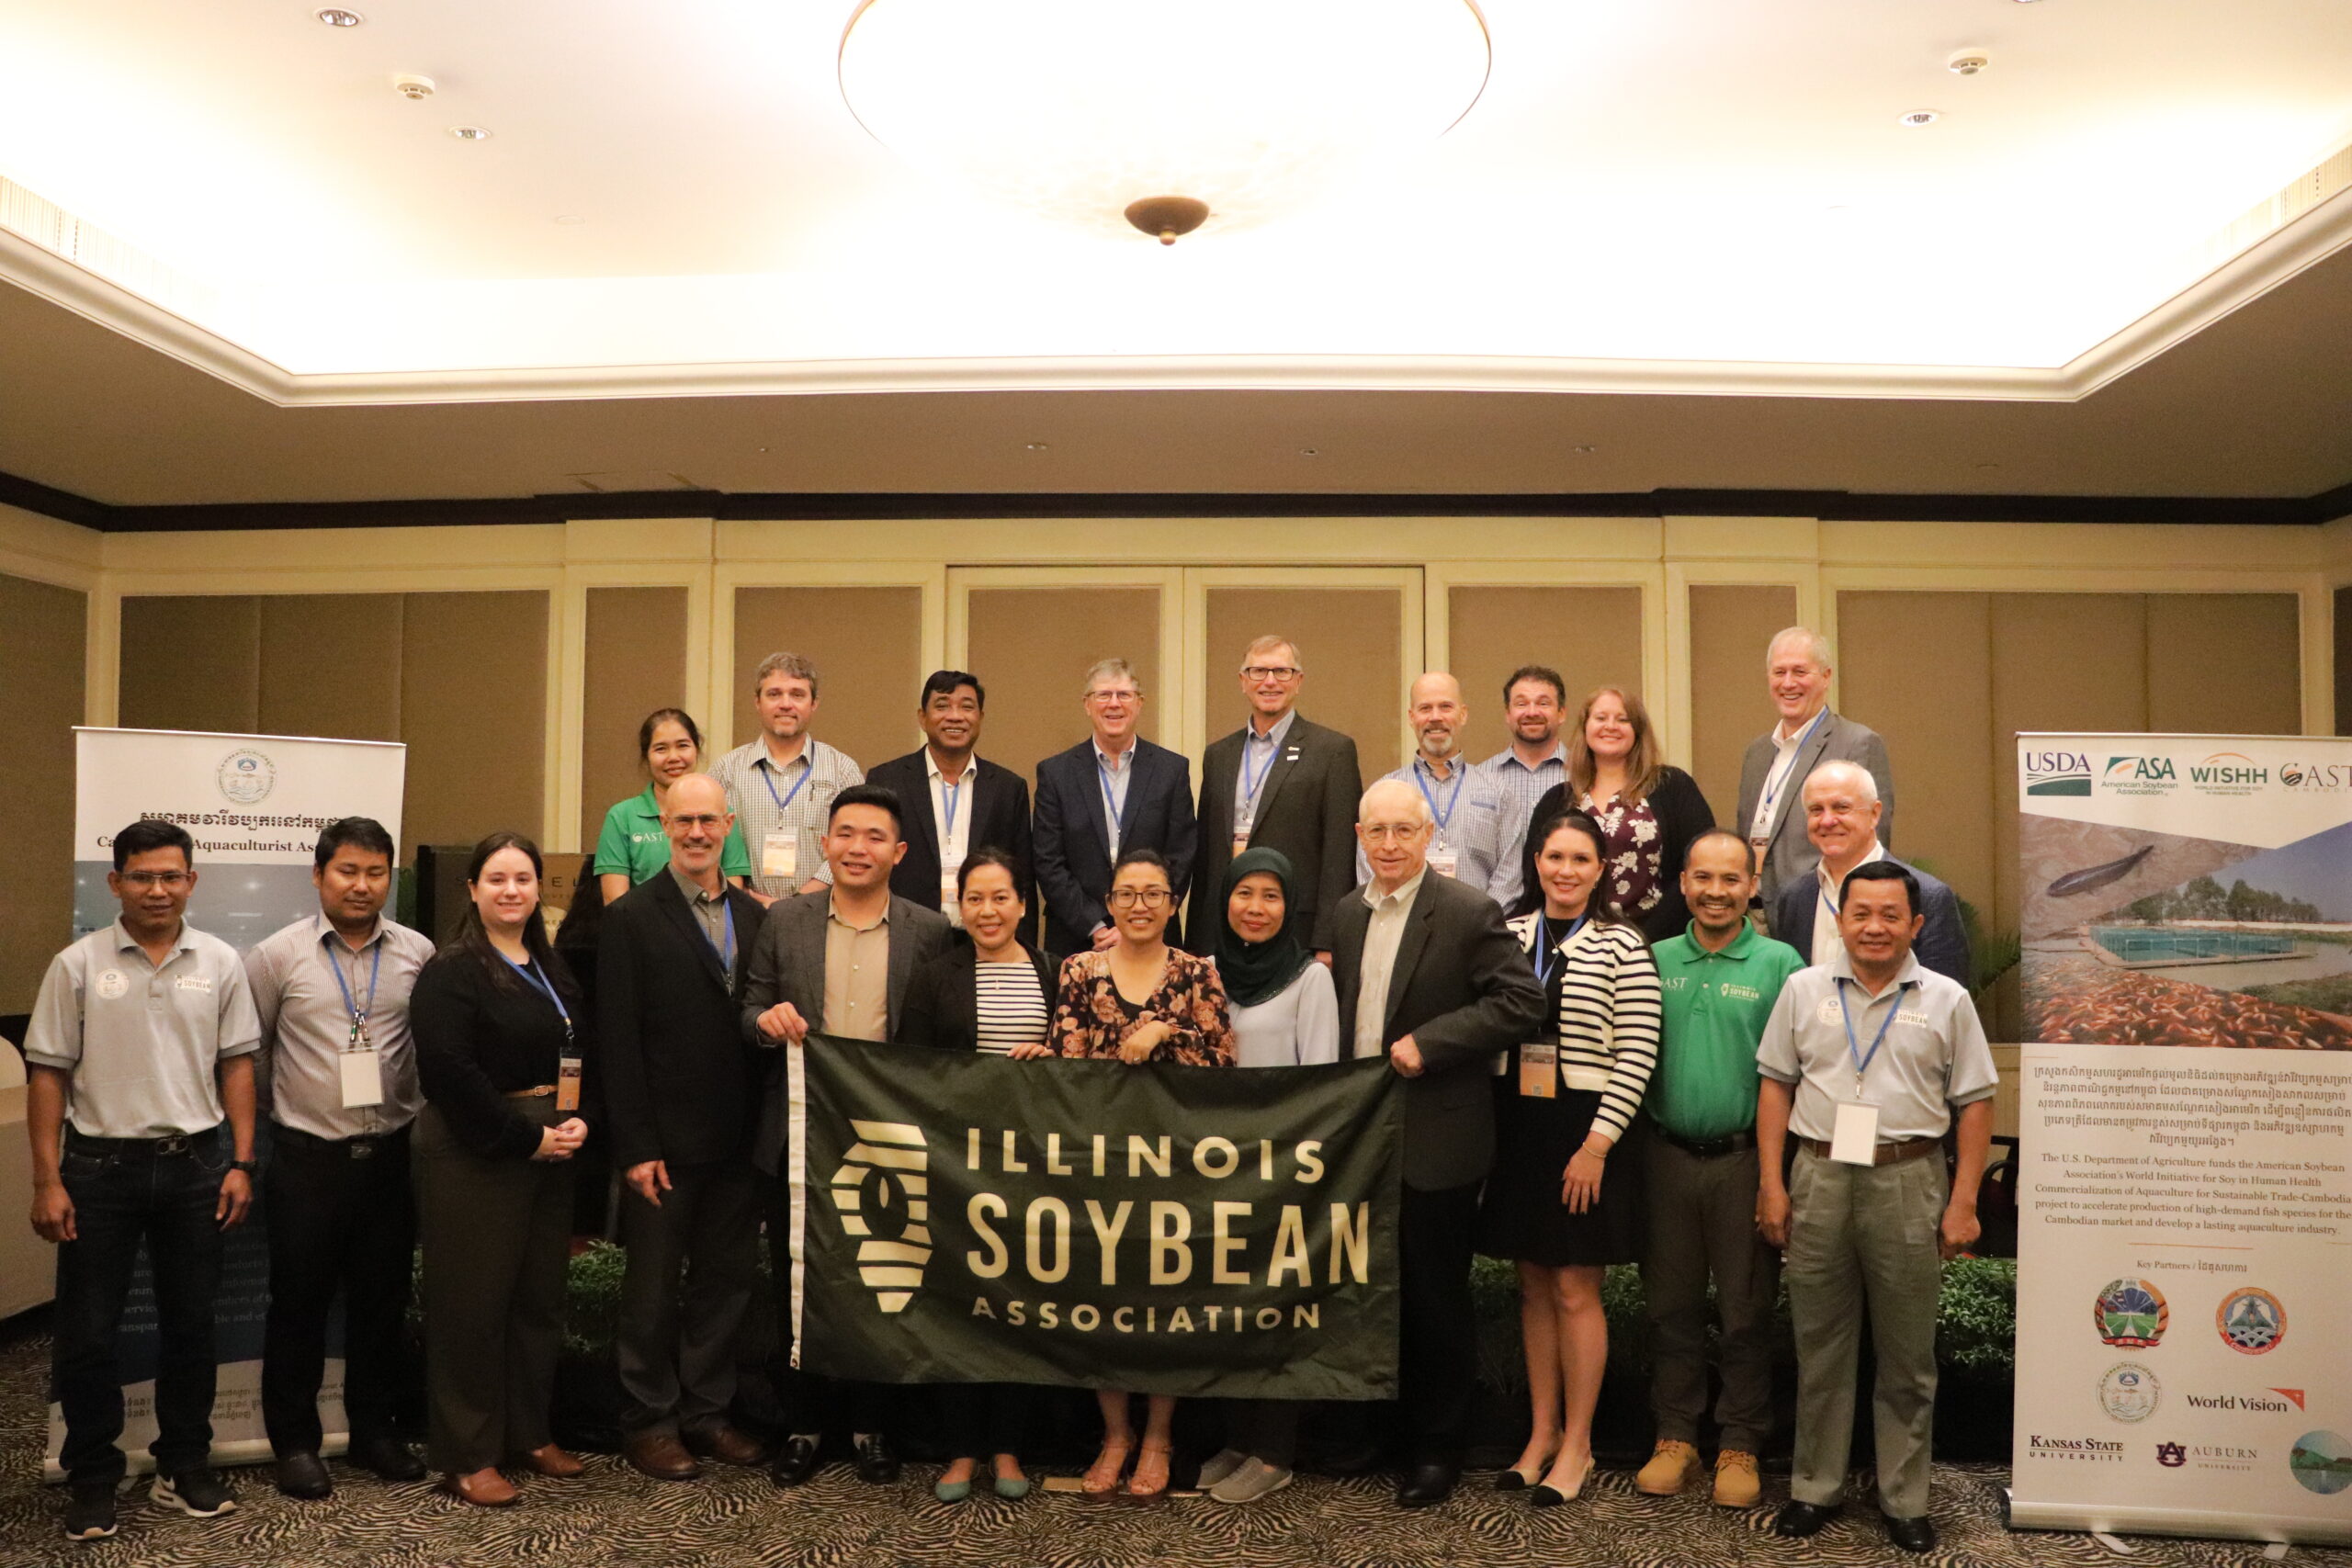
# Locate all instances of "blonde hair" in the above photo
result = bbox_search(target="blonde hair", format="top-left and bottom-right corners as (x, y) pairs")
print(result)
(1240, 635), (1302, 671)
(1567, 685), (1664, 804)
(1080, 657), (1143, 696)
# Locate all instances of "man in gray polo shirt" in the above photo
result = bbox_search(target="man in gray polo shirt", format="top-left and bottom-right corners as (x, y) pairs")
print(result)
(1754, 859), (1995, 1557)
(24, 818), (262, 1542)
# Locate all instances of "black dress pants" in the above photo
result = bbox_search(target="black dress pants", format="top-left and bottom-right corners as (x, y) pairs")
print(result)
(766, 1177), (895, 1438)
(1399, 1179), (1482, 1462)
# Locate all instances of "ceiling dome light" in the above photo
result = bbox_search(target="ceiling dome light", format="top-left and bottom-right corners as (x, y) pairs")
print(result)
(314, 7), (365, 26)
(447, 125), (492, 141)
(837, 0), (1491, 243)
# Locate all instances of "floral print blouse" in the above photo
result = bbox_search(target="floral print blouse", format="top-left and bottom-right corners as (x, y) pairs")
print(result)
(1052, 947), (1238, 1066)
(1578, 789), (1665, 922)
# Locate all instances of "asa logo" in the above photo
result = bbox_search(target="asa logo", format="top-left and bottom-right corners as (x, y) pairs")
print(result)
(2024, 750), (2093, 796)
(2105, 756), (2176, 782)
(827, 1119), (933, 1314)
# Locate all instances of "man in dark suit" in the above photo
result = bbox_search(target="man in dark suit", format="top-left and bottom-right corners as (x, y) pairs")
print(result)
(1736, 627), (1896, 908)
(1034, 657), (1198, 954)
(1193, 635), (1363, 958)
(1329, 778), (1545, 1508)
(740, 784), (954, 1490)
(1769, 761), (1969, 988)
(866, 671), (1035, 925)
(597, 774), (772, 1483)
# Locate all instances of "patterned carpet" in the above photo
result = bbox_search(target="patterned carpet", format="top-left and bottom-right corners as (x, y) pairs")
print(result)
(2, 1319), (2344, 1567)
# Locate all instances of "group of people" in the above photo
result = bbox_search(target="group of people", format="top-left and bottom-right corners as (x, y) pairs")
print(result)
(23, 626), (1995, 1556)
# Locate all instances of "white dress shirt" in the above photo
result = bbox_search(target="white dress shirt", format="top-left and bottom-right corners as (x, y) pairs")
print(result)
(926, 749), (981, 922)
(1811, 837), (1886, 966)
(1351, 868), (1428, 1059)
(1747, 707), (1829, 845)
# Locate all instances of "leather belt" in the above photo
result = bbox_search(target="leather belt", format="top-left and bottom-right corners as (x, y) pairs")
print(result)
(1657, 1128), (1756, 1160)
(503, 1085), (558, 1100)
(273, 1122), (409, 1159)
(1805, 1136), (1939, 1168)
(66, 1127), (220, 1156)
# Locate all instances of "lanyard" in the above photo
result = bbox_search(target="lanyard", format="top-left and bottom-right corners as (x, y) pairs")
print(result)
(1095, 751), (1134, 854)
(327, 935), (383, 1046)
(704, 897), (738, 973)
(1532, 913), (1588, 988)
(1834, 976), (1902, 1089)
(1757, 708), (1828, 824)
(939, 774), (966, 847)
(759, 756), (814, 815)
(505, 955), (574, 1043)
(1414, 760), (1464, 835)
(1238, 729), (1278, 818)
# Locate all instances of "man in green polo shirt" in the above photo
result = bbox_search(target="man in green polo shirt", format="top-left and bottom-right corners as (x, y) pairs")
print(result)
(1634, 828), (1804, 1508)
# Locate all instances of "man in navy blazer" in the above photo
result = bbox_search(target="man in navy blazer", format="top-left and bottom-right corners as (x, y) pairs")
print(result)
(865, 671), (1034, 925)
(1770, 761), (1969, 988)
(1033, 658), (1198, 954)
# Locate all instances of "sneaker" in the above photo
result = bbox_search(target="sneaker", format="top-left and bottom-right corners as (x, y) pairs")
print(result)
(1209, 1456), (1294, 1505)
(152, 1468), (238, 1518)
(1713, 1450), (1762, 1508)
(62, 1483), (118, 1541)
(1196, 1447), (1250, 1489)
(1635, 1438), (1702, 1496)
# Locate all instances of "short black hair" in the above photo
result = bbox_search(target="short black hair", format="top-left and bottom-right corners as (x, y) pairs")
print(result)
(113, 818), (193, 872)
(1111, 847), (1171, 884)
(956, 846), (1023, 898)
(1683, 826), (1756, 874)
(920, 670), (985, 710)
(1840, 859), (1920, 918)
(314, 816), (396, 871)
(830, 783), (906, 839)
(1503, 664), (1566, 707)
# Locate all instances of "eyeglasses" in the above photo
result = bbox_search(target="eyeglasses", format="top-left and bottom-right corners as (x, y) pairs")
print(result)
(1085, 689), (1141, 704)
(1359, 823), (1429, 845)
(1108, 887), (1171, 908)
(664, 814), (728, 832)
(118, 871), (191, 889)
(1240, 665), (1302, 682)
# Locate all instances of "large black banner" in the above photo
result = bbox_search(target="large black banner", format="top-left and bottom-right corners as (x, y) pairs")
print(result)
(786, 1039), (1403, 1399)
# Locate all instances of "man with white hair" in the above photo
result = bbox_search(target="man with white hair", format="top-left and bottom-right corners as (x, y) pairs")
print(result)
(1329, 777), (1544, 1508)
(1770, 761), (1968, 988)
(1736, 628), (1894, 908)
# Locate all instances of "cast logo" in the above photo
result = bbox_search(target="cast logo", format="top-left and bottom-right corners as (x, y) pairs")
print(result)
(2094, 1278), (2167, 1348)
(2155, 1442), (2186, 1469)
(2290, 1431), (2352, 1495)
(2278, 761), (2352, 790)
(2099, 1362), (2161, 1423)
(826, 1120), (933, 1314)
(217, 748), (276, 805)
(2188, 751), (2267, 793)
(2023, 750), (2093, 796)
(2217, 1286), (2285, 1355)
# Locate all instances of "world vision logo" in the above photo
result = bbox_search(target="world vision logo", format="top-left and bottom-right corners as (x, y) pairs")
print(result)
(2102, 756), (2177, 795)
(828, 1120), (933, 1314)
(2023, 750), (2093, 796)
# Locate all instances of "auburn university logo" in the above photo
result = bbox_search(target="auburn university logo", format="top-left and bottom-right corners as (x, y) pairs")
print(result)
(828, 1120), (933, 1314)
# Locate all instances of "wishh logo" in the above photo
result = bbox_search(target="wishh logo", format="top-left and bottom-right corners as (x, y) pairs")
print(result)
(827, 1120), (933, 1314)
(2023, 750), (2093, 796)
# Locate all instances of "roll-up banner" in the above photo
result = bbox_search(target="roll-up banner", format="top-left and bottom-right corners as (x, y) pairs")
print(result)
(47, 728), (407, 1481)
(786, 1040), (1403, 1399)
(2012, 734), (2352, 1544)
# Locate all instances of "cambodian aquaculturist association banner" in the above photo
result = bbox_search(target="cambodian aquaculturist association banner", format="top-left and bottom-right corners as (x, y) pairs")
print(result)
(787, 1041), (1403, 1399)
(48, 728), (407, 1481)
(2010, 733), (2352, 1544)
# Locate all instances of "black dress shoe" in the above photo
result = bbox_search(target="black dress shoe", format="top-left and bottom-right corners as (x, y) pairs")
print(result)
(273, 1452), (332, 1499)
(1773, 1500), (1841, 1538)
(1883, 1512), (1938, 1553)
(770, 1436), (821, 1488)
(853, 1433), (901, 1485)
(1396, 1460), (1459, 1508)
(347, 1434), (427, 1483)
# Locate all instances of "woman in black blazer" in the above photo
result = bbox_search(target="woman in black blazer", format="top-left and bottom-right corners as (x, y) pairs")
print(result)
(897, 849), (1057, 1500)
(1519, 686), (1715, 942)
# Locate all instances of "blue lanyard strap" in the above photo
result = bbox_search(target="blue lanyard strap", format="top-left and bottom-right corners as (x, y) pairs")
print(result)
(327, 935), (383, 1035)
(506, 955), (573, 1041)
(759, 756), (814, 815)
(1532, 913), (1588, 988)
(708, 898), (737, 974)
(1239, 730), (1278, 812)
(1095, 752), (1133, 844)
(940, 775), (965, 840)
(1414, 760), (1464, 834)
(1834, 976), (1902, 1084)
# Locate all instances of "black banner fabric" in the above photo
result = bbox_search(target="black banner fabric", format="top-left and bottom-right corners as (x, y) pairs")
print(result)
(786, 1039), (1404, 1400)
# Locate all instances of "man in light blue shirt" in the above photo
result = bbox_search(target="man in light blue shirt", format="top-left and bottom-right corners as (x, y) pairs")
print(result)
(1357, 672), (1504, 897)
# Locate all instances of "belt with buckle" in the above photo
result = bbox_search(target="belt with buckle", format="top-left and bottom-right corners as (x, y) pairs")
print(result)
(274, 1122), (408, 1159)
(1657, 1128), (1757, 1160)
(66, 1127), (219, 1156)
(1804, 1136), (1940, 1168)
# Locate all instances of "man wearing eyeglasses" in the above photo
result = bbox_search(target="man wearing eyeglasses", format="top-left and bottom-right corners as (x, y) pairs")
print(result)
(1033, 658), (1200, 955)
(1193, 636), (1363, 963)
(23, 818), (262, 1542)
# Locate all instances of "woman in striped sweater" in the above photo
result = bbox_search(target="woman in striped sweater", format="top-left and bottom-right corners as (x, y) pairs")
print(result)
(1479, 810), (1662, 1506)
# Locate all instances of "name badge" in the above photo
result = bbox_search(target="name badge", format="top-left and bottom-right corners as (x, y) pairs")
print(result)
(940, 874), (965, 922)
(1231, 831), (1251, 859)
(761, 831), (797, 882)
(1518, 1041), (1557, 1100)
(1829, 1100), (1880, 1165)
(339, 1048), (384, 1109)
(557, 1055), (583, 1113)
(1429, 851), (1459, 880)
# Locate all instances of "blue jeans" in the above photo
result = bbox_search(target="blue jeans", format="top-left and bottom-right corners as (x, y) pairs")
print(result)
(51, 1125), (229, 1486)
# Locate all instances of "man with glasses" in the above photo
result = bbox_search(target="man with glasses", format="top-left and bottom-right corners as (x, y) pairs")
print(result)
(1354, 671), (1505, 898)
(1479, 664), (1571, 909)
(1034, 658), (1200, 954)
(1193, 636), (1363, 961)
(711, 650), (865, 904)
(23, 818), (261, 1541)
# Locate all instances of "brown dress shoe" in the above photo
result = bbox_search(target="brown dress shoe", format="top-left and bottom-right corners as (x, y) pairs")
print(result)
(442, 1468), (519, 1506)
(625, 1431), (702, 1482)
(683, 1424), (772, 1468)
(514, 1443), (586, 1478)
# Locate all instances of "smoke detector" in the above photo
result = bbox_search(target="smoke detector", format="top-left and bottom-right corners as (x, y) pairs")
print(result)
(1947, 50), (1990, 75)
(393, 73), (436, 100)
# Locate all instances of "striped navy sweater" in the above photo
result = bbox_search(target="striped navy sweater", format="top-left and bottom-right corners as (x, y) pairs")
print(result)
(1506, 911), (1662, 1144)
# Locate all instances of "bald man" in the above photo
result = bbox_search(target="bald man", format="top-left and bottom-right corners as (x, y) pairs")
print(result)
(597, 773), (772, 1480)
(1354, 672), (1507, 901)
(1329, 779), (1544, 1507)
(1769, 762), (1968, 989)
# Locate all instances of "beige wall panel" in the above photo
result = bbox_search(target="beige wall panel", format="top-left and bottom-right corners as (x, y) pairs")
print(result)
(119, 595), (261, 735)
(580, 586), (691, 847)
(257, 594), (404, 743)
(1838, 592), (1996, 924)
(966, 587), (1162, 785)
(1206, 589), (1406, 776)
(733, 587), (923, 773)
(1688, 584), (1799, 830)
(1447, 587), (1645, 765)
(2338, 588), (2352, 735)
(2144, 592), (2301, 738)
(400, 591), (548, 857)
(0, 574), (87, 1011)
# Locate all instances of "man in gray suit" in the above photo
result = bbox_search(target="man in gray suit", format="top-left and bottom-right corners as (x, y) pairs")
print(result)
(741, 783), (952, 1491)
(1329, 779), (1544, 1509)
(1736, 627), (1895, 908)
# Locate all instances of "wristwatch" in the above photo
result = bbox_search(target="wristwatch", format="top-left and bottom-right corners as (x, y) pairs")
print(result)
(228, 1158), (259, 1175)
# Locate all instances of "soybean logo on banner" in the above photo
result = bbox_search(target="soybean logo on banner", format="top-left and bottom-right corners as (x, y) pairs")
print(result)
(828, 1120), (933, 1314)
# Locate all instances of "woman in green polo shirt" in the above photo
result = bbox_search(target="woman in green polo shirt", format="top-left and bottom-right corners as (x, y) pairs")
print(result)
(593, 708), (752, 904)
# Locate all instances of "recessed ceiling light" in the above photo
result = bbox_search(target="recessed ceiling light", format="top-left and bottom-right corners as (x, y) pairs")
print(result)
(314, 6), (364, 26)
(1299, 447), (1319, 457)
(1023, 441), (1048, 451)
(448, 125), (492, 141)
(1898, 109), (1941, 128)
(1571, 444), (1596, 454)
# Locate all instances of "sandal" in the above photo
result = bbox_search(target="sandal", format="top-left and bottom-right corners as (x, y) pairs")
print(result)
(1125, 1440), (1173, 1499)
(1496, 1443), (1559, 1492)
(1081, 1437), (1134, 1495)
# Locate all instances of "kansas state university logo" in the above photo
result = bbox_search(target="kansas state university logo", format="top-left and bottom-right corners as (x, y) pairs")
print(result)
(2217, 1287), (2285, 1355)
(2156, 1442), (2187, 1469)
(2095, 1279), (2167, 1348)
(827, 1120), (933, 1314)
